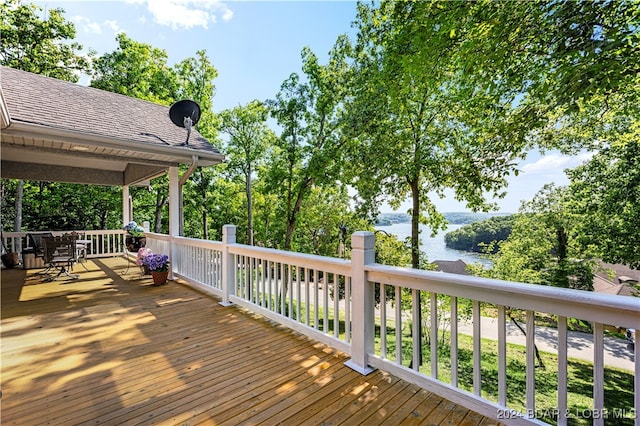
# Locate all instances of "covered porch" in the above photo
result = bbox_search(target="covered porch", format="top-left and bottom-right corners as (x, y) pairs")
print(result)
(1, 257), (496, 425)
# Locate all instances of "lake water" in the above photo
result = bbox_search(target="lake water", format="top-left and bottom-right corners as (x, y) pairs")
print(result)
(374, 222), (492, 267)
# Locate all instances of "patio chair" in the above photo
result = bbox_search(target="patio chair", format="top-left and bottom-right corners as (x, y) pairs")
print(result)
(42, 236), (79, 282)
(26, 232), (54, 273)
(70, 231), (90, 271)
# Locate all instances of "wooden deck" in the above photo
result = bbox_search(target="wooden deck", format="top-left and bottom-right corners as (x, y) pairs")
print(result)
(1, 257), (499, 425)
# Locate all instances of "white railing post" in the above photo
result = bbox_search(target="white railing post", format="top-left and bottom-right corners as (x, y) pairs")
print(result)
(345, 231), (376, 375)
(220, 224), (236, 307)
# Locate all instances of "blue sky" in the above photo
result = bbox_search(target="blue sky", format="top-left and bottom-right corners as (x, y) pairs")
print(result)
(33, 0), (591, 213)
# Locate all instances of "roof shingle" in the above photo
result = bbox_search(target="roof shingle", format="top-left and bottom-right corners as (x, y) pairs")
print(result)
(0, 66), (219, 154)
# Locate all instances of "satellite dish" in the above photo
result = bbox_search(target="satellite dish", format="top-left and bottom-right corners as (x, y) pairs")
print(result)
(169, 100), (201, 146)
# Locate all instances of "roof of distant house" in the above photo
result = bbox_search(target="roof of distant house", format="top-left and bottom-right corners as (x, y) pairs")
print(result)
(432, 259), (470, 276)
(594, 261), (639, 298)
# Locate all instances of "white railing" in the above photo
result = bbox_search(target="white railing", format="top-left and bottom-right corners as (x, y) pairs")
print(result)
(3, 230), (127, 259)
(145, 226), (640, 426)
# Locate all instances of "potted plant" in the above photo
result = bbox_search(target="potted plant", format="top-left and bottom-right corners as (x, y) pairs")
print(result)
(142, 253), (170, 285)
(136, 247), (152, 275)
(123, 221), (146, 252)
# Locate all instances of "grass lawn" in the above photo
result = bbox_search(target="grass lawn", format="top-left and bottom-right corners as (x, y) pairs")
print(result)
(376, 329), (635, 425)
(260, 294), (634, 425)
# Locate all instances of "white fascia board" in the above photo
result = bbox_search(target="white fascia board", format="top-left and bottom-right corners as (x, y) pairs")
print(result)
(3, 121), (225, 166)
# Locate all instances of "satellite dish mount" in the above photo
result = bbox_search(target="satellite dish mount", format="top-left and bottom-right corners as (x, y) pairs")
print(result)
(169, 100), (201, 146)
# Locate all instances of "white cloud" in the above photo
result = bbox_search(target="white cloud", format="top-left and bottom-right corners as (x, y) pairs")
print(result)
(72, 15), (102, 35)
(104, 20), (122, 34)
(521, 152), (594, 174)
(139, 0), (233, 30)
(71, 15), (125, 37)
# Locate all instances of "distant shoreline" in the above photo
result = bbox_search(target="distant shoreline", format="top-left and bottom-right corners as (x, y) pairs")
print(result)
(375, 211), (512, 226)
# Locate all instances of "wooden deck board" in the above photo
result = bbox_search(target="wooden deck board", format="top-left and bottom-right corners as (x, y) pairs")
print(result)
(1, 258), (501, 425)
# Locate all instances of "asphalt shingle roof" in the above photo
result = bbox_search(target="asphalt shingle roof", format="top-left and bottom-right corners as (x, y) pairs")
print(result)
(0, 66), (219, 154)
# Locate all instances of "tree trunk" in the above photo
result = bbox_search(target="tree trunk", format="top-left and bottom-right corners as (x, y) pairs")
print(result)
(14, 180), (23, 232)
(202, 210), (208, 240)
(410, 180), (421, 269)
(409, 178), (423, 367)
(509, 312), (545, 369)
(154, 193), (167, 233)
(556, 226), (568, 261)
(13, 180), (24, 252)
(284, 178), (313, 251)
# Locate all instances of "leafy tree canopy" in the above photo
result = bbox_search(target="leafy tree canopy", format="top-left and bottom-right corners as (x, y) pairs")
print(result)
(0, 0), (89, 80)
(568, 141), (640, 268)
(90, 33), (179, 105)
(445, 215), (516, 254)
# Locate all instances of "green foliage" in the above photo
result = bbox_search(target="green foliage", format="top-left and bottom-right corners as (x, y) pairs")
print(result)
(477, 186), (596, 290)
(567, 140), (640, 268)
(445, 215), (516, 253)
(374, 231), (411, 268)
(220, 100), (275, 245)
(174, 50), (221, 145)
(344, 1), (533, 268)
(264, 38), (351, 250)
(91, 33), (179, 105)
(1, 180), (122, 231)
(4, 0), (638, 282)
(0, 0), (89, 80)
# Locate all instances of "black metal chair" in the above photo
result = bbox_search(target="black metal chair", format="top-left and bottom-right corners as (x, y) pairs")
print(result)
(42, 236), (79, 282)
(26, 232), (54, 274)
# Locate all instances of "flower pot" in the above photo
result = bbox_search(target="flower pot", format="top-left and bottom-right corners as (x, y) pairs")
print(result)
(151, 270), (169, 286)
(126, 235), (146, 252)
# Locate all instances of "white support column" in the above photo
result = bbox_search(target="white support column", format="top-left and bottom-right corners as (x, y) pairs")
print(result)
(220, 224), (236, 307)
(168, 167), (180, 237)
(345, 231), (376, 375)
(122, 185), (130, 225)
(168, 167), (180, 279)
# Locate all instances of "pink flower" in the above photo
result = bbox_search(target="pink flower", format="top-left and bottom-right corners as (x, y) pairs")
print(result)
(136, 247), (152, 266)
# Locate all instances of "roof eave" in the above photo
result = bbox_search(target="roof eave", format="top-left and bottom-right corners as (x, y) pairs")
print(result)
(3, 121), (225, 167)
(0, 86), (11, 130)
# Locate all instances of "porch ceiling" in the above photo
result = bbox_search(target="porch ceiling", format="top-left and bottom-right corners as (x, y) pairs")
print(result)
(0, 66), (225, 186)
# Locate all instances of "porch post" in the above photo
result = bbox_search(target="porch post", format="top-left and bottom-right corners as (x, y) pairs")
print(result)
(345, 231), (376, 375)
(122, 185), (130, 225)
(168, 167), (180, 279)
(220, 224), (236, 307)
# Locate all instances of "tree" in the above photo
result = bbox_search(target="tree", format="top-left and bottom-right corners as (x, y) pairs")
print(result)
(345, 0), (640, 269)
(91, 33), (178, 105)
(220, 100), (274, 245)
(0, 0), (89, 81)
(265, 39), (350, 250)
(174, 49), (221, 143)
(445, 215), (516, 253)
(479, 185), (594, 291)
(174, 50), (221, 239)
(0, 180), (122, 232)
(344, 1), (530, 270)
(568, 141), (640, 269)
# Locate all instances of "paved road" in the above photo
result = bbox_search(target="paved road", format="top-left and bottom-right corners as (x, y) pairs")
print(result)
(458, 317), (635, 371)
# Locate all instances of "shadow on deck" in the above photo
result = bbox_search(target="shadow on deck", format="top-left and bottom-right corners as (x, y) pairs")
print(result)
(1, 257), (500, 425)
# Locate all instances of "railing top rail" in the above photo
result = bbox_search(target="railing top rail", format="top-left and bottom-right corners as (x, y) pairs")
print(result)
(367, 263), (640, 329)
(151, 233), (223, 250)
(4, 230), (125, 236)
(230, 243), (352, 275)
